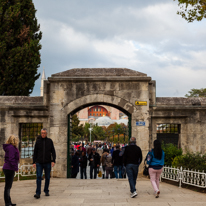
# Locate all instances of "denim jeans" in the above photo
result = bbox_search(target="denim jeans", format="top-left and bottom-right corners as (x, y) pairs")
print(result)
(90, 165), (97, 179)
(114, 165), (122, 179)
(80, 167), (87, 179)
(36, 162), (51, 195)
(3, 169), (15, 206)
(126, 164), (139, 193)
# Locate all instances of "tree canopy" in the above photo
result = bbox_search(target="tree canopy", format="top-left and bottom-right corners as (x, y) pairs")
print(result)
(0, 0), (42, 95)
(175, 0), (206, 22)
(185, 88), (206, 97)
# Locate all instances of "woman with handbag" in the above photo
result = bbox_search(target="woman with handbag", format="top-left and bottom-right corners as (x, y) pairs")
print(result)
(3, 135), (20, 206)
(146, 140), (165, 198)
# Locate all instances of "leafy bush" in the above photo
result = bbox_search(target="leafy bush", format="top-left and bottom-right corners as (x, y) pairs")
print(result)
(172, 152), (206, 171)
(162, 143), (182, 166)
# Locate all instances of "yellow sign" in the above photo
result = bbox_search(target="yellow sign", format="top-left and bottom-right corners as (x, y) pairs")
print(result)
(135, 101), (147, 106)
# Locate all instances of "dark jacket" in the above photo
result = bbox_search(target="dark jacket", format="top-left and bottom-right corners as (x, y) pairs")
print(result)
(79, 155), (87, 168)
(33, 136), (56, 164)
(72, 154), (79, 175)
(112, 150), (123, 166)
(3, 144), (19, 171)
(88, 152), (100, 167)
(123, 144), (142, 166)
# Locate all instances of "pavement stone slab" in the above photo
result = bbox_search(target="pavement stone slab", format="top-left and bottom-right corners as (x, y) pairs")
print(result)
(0, 177), (206, 206)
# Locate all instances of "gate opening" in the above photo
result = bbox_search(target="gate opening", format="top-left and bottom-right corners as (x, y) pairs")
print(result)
(67, 102), (132, 178)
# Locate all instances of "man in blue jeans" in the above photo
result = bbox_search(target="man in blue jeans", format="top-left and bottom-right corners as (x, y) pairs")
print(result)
(123, 137), (142, 198)
(33, 128), (56, 199)
(112, 145), (123, 178)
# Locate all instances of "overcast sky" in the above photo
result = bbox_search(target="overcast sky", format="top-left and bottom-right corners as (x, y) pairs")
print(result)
(32, 0), (206, 97)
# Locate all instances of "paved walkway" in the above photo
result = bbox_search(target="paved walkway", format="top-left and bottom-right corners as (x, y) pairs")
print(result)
(1, 176), (206, 206)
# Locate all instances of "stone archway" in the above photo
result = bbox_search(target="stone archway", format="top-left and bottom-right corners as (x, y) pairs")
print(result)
(46, 68), (151, 177)
(65, 95), (135, 177)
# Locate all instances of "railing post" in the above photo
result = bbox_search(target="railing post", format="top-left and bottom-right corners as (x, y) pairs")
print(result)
(18, 163), (20, 181)
(179, 166), (182, 188)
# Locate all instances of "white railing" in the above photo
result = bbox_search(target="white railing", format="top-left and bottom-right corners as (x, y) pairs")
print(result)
(0, 164), (53, 181)
(161, 166), (206, 188)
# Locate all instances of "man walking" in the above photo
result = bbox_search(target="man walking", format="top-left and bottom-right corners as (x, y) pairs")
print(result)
(33, 128), (56, 199)
(123, 137), (142, 198)
(112, 145), (123, 179)
(88, 148), (100, 179)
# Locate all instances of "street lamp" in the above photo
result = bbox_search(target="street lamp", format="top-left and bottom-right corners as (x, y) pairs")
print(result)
(89, 127), (93, 143)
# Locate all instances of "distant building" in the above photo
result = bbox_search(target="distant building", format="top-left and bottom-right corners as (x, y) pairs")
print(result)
(77, 105), (126, 126)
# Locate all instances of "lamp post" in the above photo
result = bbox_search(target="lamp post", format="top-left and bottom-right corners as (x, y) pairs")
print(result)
(89, 127), (93, 143)
(123, 126), (127, 144)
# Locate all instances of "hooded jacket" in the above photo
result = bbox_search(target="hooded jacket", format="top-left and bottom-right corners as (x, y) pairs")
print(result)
(3, 144), (19, 171)
(33, 136), (56, 164)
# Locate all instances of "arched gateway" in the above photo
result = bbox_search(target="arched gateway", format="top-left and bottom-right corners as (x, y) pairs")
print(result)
(1, 68), (206, 178)
(45, 68), (154, 177)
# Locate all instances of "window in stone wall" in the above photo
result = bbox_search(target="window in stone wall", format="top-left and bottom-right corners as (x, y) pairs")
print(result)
(156, 124), (180, 146)
(19, 123), (43, 159)
(156, 124), (180, 133)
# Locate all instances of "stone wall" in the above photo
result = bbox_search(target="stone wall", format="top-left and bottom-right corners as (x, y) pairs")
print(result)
(1, 69), (206, 178)
(150, 97), (206, 153)
(0, 96), (48, 165)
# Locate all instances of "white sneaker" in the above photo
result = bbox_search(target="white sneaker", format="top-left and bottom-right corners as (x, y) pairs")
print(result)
(131, 191), (137, 198)
(155, 190), (160, 198)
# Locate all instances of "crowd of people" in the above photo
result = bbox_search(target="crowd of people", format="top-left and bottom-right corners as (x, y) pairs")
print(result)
(71, 142), (126, 179)
(2, 130), (165, 205)
(71, 139), (165, 199)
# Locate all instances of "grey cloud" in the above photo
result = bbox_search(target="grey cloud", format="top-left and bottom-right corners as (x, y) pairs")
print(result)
(31, 0), (206, 98)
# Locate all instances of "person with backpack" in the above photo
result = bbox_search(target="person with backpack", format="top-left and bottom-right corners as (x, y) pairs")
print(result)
(146, 140), (165, 198)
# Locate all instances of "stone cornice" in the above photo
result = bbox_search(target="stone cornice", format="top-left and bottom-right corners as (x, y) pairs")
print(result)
(48, 76), (152, 82)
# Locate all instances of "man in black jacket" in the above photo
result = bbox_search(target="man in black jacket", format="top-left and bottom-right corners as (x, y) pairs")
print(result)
(33, 128), (56, 199)
(79, 151), (87, 179)
(88, 148), (100, 179)
(112, 145), (123, 179)
(123, 137), (142, 198)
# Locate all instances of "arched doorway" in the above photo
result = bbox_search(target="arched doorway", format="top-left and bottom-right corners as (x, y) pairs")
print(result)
(66, 100), (133, 178)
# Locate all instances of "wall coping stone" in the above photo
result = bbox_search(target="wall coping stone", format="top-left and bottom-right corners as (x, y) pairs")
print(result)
(51, 68), (147, 77)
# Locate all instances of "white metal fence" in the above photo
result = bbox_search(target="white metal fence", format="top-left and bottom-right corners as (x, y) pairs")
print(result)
(0, 164), (53, 181)
(161, 166), (206, 188)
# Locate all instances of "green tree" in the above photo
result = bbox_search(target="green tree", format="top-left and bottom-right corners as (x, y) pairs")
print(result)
(0, 0), (42, 95)
(185, 88), (206, 97)
(175, 0), (206, 22)
(92, 125), (106, 141)
(83, 122), (90, 141)
(71, 115), (84, 140)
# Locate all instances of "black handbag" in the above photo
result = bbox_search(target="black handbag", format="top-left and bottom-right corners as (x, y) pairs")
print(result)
(111, 171), (115, 178)
(143, 164), (149, 176)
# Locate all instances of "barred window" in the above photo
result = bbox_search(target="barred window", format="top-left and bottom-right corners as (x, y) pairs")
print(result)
(19, 123), (43, 159)
(156, 124), (179, 134)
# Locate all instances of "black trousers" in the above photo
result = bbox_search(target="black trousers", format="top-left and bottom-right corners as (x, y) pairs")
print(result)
(3, 169), (15, 206)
